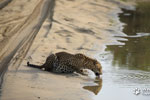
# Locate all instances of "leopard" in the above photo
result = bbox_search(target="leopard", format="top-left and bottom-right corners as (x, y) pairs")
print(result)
(27, 52), (102, 76)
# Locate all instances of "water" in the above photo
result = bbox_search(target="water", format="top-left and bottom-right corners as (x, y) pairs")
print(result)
(83, 1), (150, 100)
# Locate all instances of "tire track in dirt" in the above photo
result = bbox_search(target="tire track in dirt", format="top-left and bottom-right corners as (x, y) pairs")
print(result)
(0, 0), (55, 84)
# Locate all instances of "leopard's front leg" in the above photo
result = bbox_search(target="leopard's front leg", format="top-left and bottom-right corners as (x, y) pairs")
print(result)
(76, 68), (88, 76)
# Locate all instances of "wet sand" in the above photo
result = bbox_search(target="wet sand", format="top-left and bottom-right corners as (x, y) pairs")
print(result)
(0, 0), (135, 100)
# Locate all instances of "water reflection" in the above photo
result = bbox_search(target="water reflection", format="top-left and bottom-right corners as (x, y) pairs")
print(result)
(106, 1), (150, 71)
(119, 2), (150, 35)
(106, 35), (150, 71)
(83, 78), (102, 95)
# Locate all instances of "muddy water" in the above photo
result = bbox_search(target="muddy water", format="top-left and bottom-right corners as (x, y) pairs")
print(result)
(83, 1), (150, 100)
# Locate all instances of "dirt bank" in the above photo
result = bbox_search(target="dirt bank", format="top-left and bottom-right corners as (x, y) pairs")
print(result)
(0, 0), (134, 100)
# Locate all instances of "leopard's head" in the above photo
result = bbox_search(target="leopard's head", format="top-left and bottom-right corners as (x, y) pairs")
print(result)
(75, 53), (102, 76)
(91, 60), (102, 77)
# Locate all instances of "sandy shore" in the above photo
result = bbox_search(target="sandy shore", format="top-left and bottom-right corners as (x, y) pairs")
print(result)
(0, 0), (134, 100)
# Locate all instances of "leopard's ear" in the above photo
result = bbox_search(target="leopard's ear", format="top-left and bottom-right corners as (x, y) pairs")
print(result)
(93, 60), (98, 65)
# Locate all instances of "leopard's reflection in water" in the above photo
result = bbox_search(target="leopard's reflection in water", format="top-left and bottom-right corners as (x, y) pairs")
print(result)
(83, 78), (102, 95)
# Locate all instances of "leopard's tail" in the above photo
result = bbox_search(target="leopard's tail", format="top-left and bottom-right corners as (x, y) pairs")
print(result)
(27, 61), (43, 69)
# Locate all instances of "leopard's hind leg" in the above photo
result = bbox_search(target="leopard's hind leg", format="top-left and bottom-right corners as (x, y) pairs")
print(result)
(41, 53), (57, 71)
